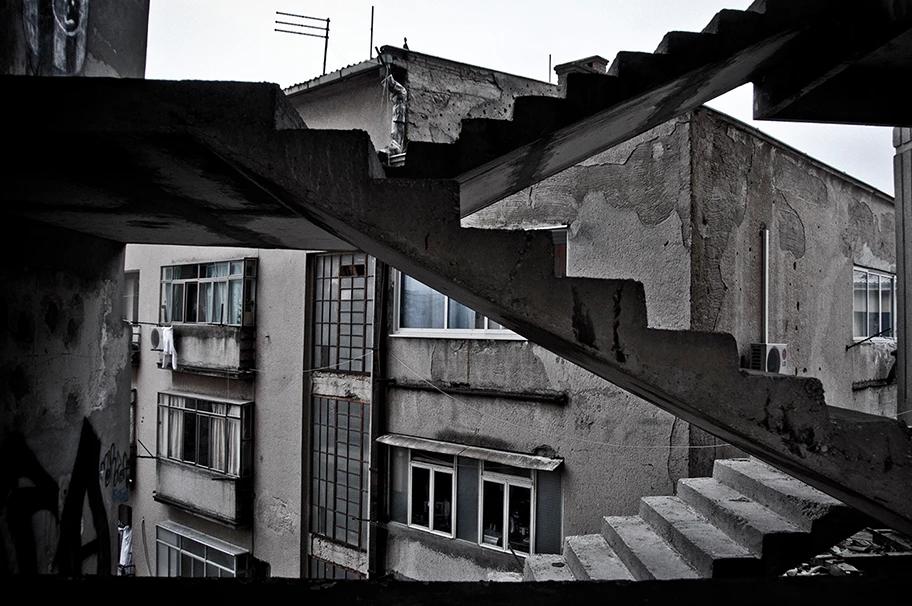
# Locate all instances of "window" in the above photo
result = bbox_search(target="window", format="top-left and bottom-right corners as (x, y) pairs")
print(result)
(157, 392), (253, 477)
(389, 444), (561, 556)
(313, 253), (375, 372)
(480, 463), (533, 554)
(408, 452), (455, 537)
(311, 397), (370, 549)
(395, 273), (520, 339)
(156, 522), (248, 577)
(853, 267), (896, 339)
(160, 258), (257, 326)
(308, 556), (363, 580)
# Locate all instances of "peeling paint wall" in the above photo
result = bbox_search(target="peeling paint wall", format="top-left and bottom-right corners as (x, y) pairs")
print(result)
(690, 109), (896, 414)
(1, 219), (130, 574)
(125, 245), (306, 578)
(399, 52), (558, 145)
(1, 0), (149, 77)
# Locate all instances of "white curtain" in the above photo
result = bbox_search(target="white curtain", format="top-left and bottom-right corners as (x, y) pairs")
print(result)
(227, 410), (241, 476)
(210, 403), (227, 473)
(167, 395), (187, 460)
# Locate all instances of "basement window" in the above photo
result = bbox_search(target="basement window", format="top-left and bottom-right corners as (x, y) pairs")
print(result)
(156, 521), (249, 577)
(853, 267), (896, 339)
(393, 272), (521, 340)
(159, 258), (257, 326)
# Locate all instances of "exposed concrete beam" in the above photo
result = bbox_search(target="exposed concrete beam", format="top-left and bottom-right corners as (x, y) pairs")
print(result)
(896, 128), (912, 420)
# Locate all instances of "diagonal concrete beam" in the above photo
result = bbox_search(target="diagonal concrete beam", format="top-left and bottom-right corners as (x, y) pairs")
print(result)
(202, 125), (912, 534)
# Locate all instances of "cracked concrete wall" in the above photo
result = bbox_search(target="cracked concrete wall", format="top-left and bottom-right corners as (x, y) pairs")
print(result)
(397, 51), (559, 145)
(690, 109), (896, 415)
(1, 219), (130, 574)
(125, 245), (306, 578)
(465, 117), (693, 331)
(385, 333), (688, 579)
(1, 0), (149, 77)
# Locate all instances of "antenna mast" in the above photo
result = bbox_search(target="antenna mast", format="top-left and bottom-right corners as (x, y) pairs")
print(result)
(275, 11), (331, 75)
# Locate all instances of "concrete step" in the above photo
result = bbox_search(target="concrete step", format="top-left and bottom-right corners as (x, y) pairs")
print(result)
(712, 458), (850, 532)
(563, 534), (632, 581)
(601, 516), (700, 580)
(522, 554), (576, 582)
(677, 477), (806, 561)
(639, 495), (761, 578)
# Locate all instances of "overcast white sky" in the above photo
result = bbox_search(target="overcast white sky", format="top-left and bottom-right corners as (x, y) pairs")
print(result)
(145, 0), (896, 194)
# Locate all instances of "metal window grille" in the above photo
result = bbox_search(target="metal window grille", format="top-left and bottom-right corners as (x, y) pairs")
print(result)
(313, 253), (375, 373)
(311, 396), (371, 549)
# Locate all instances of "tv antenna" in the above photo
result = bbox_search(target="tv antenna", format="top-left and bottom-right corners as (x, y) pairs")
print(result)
(275, 11), (330, 75)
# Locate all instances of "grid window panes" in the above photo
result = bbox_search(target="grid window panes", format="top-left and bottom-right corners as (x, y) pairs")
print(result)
(853, 267), (896, 339)
(160, 259), (256, 326)
(311, 397), (370, 549)
(313, 253), (375, 373)
(157, 393), (253, 477)
(308, 556), (363, 579)
(155, 525), (248, 578)
(397, 273), (511, 334)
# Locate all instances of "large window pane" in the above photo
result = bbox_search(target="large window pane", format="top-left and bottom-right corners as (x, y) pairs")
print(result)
(228, 279), (243, 325)
(213, 281), (228, 324)
(868, 275), (880, 337)
(881, 276), (894, 337)
(171, 283), (184, 323)
(401, 275), (445, 328)
(508, 484), (532, 554)
(481, 481), (504, 547)
(411, 467), (430, 528)
(448, 299), (482, 329)
(434, 471), (453, 533)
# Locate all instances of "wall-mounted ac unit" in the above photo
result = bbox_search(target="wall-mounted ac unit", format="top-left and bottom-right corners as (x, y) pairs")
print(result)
(749, 343), (789, 374)
(150, 327), (164, 351)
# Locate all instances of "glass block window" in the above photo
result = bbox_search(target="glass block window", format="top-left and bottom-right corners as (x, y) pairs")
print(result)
(313, 253), (375, 373)
(311, 397), (370, 549)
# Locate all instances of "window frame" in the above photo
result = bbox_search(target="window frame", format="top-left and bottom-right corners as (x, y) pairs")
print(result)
(852, 266), (897, 341)
(477, 467), (536, 556)
(159, 258), (257, 327)
(155, 522), (248, 578)
(156, 391), (253, 478)
(407, 452), (457, 539)
(392, 270), (523, 340)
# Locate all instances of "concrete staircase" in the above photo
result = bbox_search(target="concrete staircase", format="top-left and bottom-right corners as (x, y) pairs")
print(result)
(7, 2), (912, 535)
(524, 458), (867, 581)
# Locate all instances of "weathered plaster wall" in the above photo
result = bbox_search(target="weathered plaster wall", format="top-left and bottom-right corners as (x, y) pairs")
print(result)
(1, 0), (149, 77)
(400, 51), (558, 145)
(125, 245), (306, 578)
(690, 109), (896, 414)
(287, 68), (392, 152)
(465, 118), (693, 331)
(1, 219), (131, 574)
(384, 334), (688, 580)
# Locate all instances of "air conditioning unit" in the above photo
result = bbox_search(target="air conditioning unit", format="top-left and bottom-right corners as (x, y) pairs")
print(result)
(149, 327), (163, 351)
(749, 343), (789, 374)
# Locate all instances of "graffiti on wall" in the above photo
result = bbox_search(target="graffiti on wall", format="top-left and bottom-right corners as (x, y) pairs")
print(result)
(0, 418), (111, 575)
(99, 442), (130, 504)
(22, 0), (90, 76)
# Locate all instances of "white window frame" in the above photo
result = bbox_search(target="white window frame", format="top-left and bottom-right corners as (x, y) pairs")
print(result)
(407, 453), (457, 539)
(155, 521), (248, 578)
(852, 266), (897, 340)
(478, 468), (535, 556)
(160, 258), (257, 327)
(392, 270), (523, 340)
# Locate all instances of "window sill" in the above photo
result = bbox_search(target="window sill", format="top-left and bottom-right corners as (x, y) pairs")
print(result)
(392, 329), (525, 341)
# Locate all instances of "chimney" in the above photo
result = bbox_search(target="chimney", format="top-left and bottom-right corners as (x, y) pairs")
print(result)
(553, 55), (610, 93)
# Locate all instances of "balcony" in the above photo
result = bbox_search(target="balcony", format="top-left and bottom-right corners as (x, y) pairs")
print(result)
(158, 324), (255, 378)
(154, 458), (252, 527)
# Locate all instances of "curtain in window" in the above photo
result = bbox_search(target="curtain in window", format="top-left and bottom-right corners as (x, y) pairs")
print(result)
(210, 403), (227, 473)
(227, 408), (241, 476)
(167, 395), (187, 460)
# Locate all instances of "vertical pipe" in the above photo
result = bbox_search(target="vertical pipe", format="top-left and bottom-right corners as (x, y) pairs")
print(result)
(761, 228), (770, 344)
(323, 18), (330, 75)
(370, 7), (375, 59)
(548, 54), (552, 83)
